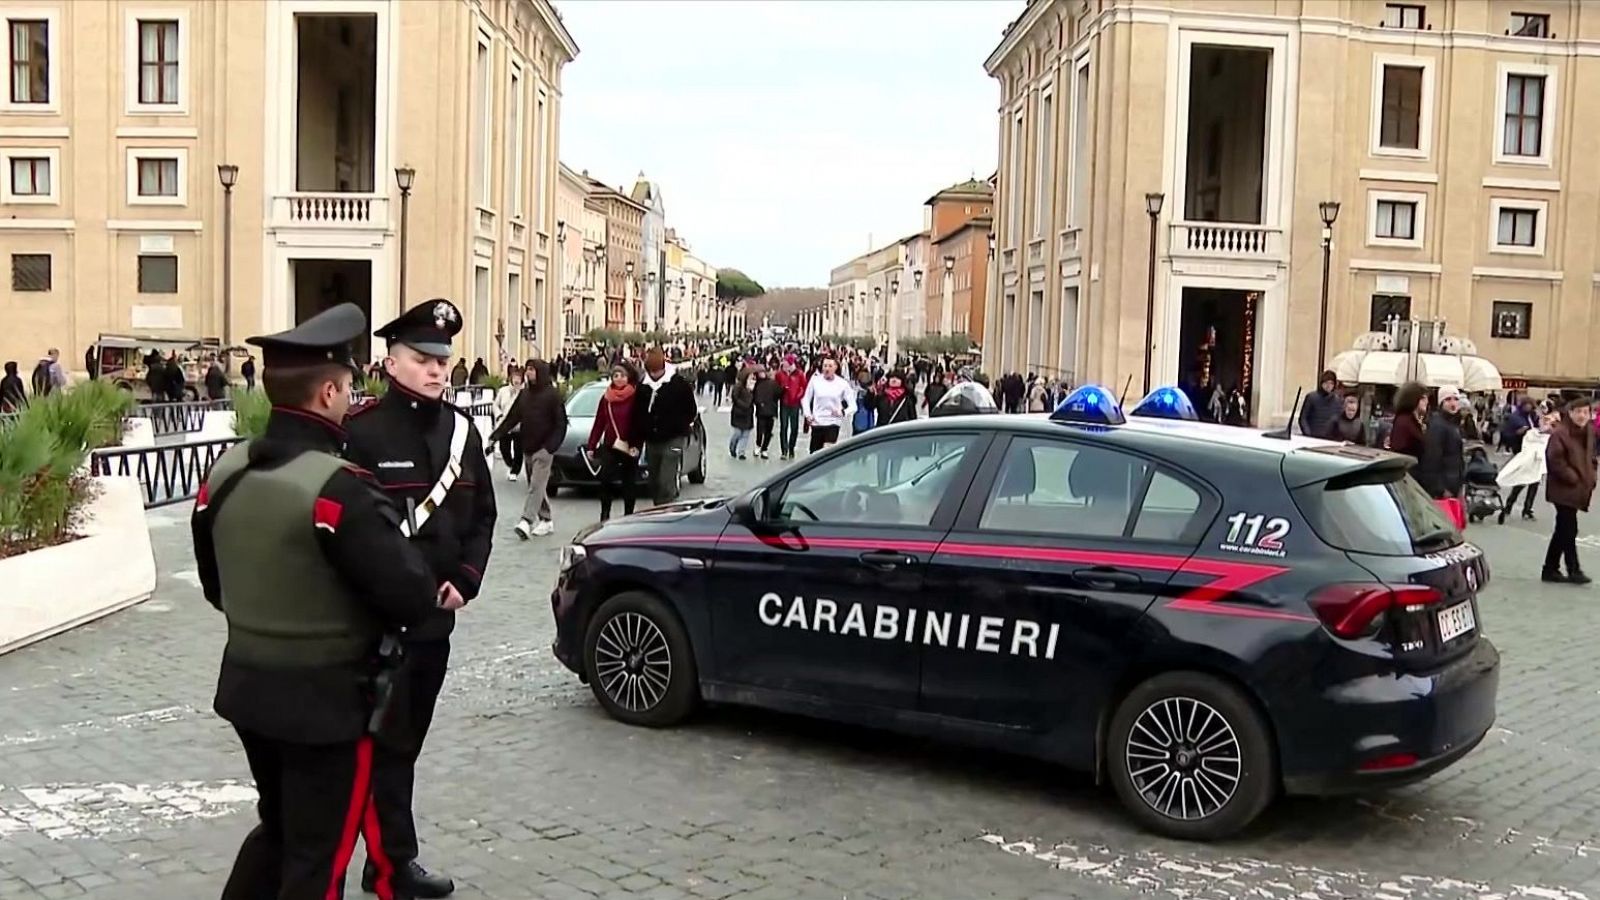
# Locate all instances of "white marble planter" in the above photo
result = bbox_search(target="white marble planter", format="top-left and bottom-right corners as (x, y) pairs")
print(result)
(0, 476), (157, 656)
(198, 410), (237, 439)
(122, 417), (155, 448)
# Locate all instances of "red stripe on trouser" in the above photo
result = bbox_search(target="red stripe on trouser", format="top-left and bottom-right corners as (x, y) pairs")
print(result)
(362, 800), (396, 900)
(325, 736), (375, 900)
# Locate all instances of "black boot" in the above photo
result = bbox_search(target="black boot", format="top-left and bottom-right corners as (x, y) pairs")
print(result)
(364, 859), (454, 898)
(1568, 569), (1592, 586)
(1542, 568), (1568, 583)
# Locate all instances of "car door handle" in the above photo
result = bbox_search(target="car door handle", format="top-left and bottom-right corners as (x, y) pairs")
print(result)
(1071, 567), (1143, 590)
(859, 550), (917, 570)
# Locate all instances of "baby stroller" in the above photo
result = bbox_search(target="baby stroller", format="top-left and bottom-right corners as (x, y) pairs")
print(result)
(1462, 443), (1503, 523)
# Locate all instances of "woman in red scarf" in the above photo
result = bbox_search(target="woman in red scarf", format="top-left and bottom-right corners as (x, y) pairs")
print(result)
(876, 370), (917, 426)
(588, 363), (646, 520)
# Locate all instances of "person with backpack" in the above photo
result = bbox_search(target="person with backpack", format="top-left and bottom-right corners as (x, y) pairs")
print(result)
(489, 359), (567, 538)
(31, 348), (66, 398)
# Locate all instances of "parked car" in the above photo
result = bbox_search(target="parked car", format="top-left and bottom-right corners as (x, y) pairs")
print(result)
(548, 380), (708, 496)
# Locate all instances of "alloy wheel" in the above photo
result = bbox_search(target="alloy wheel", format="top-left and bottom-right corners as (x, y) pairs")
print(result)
(593, 612), (673, 713)
(1124, 696), (1242, 821)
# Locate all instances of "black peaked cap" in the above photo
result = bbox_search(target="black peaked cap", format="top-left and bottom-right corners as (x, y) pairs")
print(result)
(245, 303), (367, 369)
(373, 298), (463, 359)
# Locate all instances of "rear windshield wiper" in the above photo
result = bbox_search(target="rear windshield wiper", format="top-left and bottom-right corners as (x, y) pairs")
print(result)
(1413, 528), (1458, 550)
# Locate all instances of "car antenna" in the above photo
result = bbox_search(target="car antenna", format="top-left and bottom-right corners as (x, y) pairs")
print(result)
(1263, 387), (1303, 440)
(1117, 374), (1134, 408)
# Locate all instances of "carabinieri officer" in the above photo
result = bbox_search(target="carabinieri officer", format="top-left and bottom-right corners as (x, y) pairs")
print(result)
(191, 303), (449, 900)
(345, 298), (496, 898)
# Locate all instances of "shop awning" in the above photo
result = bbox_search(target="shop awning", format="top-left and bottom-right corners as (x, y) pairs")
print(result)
(1459, 356), (1504, 393)
(1331, 350), (1408, 386)
(1415, 354), (1464, 389)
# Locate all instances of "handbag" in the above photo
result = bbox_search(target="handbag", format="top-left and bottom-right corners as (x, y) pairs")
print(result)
(608, 404), (630, 455)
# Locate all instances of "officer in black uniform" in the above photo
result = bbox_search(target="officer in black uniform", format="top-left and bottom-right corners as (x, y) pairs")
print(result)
(345, 298), (496, 898)
(191, 303), (450, 900)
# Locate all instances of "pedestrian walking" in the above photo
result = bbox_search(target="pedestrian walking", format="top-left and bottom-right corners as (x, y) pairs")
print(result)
(492, 365), (526, 482)
(30, 348), (65, 398)
(1542, 396), (1595, 585)
(801, 357), (852, 453)
(1, 361), (25, 412)
(637, 349), (698, 505)
(1298, 370), (1344, 439)
(241, 354), (257, 391)
(775, 355), (807, 460)
(490, 359), (566, 539)
(752, 367), (782, 459)
(343, 298), (496, 899)
(728, 369), (756, 459)
(191, 303), (447, 900)
(205, 355), (228, 400)
(851, 368), (877, 436)
(1416, 386), (1466, 500)
(588, 363), (644, 521)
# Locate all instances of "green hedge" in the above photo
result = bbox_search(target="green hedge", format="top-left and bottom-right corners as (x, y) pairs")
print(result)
(0, 381), (135, 558)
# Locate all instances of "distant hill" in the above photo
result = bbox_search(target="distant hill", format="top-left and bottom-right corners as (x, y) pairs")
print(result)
(744, 287), (826, 327)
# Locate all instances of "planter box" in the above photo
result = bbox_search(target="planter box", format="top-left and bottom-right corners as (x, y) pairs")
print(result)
(198, 410), (237, 439)
(0, 477), (157, 656)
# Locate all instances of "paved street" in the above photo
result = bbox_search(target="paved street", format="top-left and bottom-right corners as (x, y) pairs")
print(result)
(4, 403), (1600, 899)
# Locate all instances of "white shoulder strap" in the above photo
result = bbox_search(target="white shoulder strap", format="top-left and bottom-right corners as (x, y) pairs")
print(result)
(400, 411), (470, 537)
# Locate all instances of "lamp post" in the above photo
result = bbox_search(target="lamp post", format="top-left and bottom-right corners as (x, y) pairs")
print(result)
(872, 285), (882, 341)
(1316, 200), (1342, 375)
(913, 268), (923, 339)
(624, 259), (636, 335)
(593, 245), (606, 335)
(554, 219), (566, 358)
(216, 164), (238, 362)
(1142, 191), (1164, 394)
(395, 167), (416, 312)
(941, 255), (955, 336)
(887, 277), (901, 364)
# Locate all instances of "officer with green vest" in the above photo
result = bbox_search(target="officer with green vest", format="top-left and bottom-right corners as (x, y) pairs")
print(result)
(191, 302), (449, 900)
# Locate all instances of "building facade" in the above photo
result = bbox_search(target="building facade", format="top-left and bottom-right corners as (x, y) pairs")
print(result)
(556, 161), (590, 341)
(0, 0), (576, 372)
(582, 174), (645, 331)
(985, 0), (1600, 423)
(631, 174), (666, 331)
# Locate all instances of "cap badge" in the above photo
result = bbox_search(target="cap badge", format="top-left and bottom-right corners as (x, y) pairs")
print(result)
(432, 302), (458, 329)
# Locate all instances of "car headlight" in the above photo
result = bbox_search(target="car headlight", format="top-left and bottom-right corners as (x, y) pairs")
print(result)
(558, 543), (587, 574)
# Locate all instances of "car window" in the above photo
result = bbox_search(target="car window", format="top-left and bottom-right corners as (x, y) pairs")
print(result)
(1292, 468), (1459, 556)
(979, 438), (1149, 537)
(566, 386), (602, 417)
(775, 434), (978, 527)
(1131, 470), (1203, 542)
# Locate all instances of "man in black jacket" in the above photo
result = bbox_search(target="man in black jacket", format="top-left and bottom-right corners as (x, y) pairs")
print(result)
(344, 299), (496, 899)
(1298, 370), (1344, 439)
(638, 348), (697, 504)
(488, 358), (566, 538)
(1417, 386), (1466, 500)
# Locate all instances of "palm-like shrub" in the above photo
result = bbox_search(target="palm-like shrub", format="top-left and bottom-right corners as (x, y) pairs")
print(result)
(0, 383), (131, 556)
(231, 388), (272, 440)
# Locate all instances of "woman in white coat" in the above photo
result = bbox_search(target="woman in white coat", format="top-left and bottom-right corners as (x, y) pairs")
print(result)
(492, 365), (526, 481)
(1497, 409), (1559, 524)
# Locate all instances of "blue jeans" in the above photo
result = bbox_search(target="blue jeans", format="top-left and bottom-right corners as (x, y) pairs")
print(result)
(778, 406), (801, 455)
(728, 428), (751, 457)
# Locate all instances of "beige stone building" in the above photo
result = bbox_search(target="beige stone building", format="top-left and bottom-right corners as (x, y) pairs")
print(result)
(986, 0), (1600, 423)
(0, 0), (576, 374)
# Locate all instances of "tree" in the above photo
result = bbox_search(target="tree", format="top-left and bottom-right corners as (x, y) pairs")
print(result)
(715, 268), (765, 300)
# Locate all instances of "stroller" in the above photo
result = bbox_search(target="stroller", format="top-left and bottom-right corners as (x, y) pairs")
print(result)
(1462, 442), (1504, 523)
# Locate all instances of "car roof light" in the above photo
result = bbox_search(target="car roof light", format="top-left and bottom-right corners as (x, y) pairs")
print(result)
(1050, 384), (1126, 426)
(1131, 386), (1198, 421)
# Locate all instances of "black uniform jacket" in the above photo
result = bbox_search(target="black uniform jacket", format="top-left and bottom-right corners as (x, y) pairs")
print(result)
(191, 409), (439, 743)
(640, 373), (697, 443)
(344, 380), (496, 640)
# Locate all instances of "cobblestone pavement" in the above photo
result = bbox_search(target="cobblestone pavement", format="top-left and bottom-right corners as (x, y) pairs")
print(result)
(4, 404), (1600, 899)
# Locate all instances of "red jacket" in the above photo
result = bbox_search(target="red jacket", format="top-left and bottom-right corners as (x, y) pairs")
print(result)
(587, 393), (642, 451)
(775, 369), (808, 407)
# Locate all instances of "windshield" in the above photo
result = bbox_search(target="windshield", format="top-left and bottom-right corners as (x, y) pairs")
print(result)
(1291, 468), (1459, 556)
(566, 385), (603, 417)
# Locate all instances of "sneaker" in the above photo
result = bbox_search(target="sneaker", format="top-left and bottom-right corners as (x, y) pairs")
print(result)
(739, 454), (748, 460)
(514, 519), (532, 540)
(1522, 511), (1536, 521)
(1542, 569), (1567, 583)
(532, 519), (555, 537)
(1568, 570), (1592, 586)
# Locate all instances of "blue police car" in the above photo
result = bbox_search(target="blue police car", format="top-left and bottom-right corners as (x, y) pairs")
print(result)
(549, 386), (1499, 840)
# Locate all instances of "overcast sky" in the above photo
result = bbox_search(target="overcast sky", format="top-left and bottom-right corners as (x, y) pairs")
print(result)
(555, 0), (1015, 289)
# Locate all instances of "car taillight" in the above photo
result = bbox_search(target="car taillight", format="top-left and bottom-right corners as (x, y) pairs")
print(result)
(1358, 751), (1420, 771)
(1308, 583), (1446, 639)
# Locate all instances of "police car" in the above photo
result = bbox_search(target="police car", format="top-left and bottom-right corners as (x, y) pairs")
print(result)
(549, 385), (1499, 840)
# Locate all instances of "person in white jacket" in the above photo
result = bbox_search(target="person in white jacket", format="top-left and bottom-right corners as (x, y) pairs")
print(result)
(492, 365), (525, 481)
(801, 357), (852, 453)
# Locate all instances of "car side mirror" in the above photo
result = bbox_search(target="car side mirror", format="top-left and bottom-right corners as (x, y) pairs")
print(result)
(730, 488), (767, 526)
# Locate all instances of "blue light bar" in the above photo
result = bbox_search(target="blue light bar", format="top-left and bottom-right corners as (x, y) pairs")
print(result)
(1131, 386), (1199, 421)
(1050, 384), (1126, 426)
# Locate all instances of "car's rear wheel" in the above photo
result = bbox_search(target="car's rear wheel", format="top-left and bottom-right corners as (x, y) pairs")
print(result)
(583, 590), (699, 727)
(1107, 672), (1275, 841)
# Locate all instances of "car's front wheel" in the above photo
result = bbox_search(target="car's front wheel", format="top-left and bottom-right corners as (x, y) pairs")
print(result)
(582, 591), (699, 727)
(1107, 672), (1275, 841)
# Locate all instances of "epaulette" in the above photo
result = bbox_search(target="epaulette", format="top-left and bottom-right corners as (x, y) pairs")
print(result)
(342, 463), (379, 484)
(345, 397), (381, 420)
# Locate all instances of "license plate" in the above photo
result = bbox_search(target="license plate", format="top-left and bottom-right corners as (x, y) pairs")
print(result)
(1437, 602), (1476, 642)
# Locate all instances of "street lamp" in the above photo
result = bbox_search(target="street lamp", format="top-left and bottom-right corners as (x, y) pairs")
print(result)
(395, 166), (416, 310)
(1143, 191), (1164, 394)
(216, 164), (238, 360)
(888, 277), (901, 363)
(1317, 200), (1342, 375)
(987, 232), (996, 260)
(941, 255), (956, 337)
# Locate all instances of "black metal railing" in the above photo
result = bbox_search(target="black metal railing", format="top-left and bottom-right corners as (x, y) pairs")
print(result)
(90, 437), (243, 508)
(129, 400), (233, 437)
